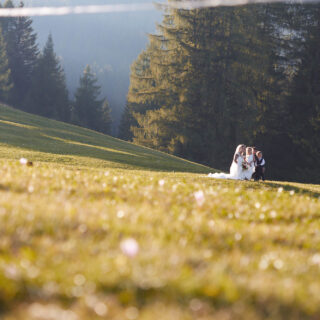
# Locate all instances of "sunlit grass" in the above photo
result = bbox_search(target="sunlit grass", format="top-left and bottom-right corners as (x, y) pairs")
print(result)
(0, 104), (211, 173)
(0, 104), (319, 319)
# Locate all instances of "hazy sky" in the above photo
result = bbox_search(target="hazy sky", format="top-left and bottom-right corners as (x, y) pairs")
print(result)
(19, 0), (162, 130)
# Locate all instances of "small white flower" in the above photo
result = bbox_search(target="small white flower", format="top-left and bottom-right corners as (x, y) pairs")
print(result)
(120, 238), (139, 257)
(194, 190), (205, 206)
(117, 210), (125, 219)
(270, 210), (277, 218)
(158, 179), (165, 186)
(74, 274), (86, 286)
(125, 307), (139, 320)
(278, 187), (283, 193)
(259, 259), (269, 270)
(273, 259), (284, 270)
(255, 202), (261, 209)
(208, 220), (215, 228)
(94, 302), (108, 316)
(310, 253), (320, 265)
(20, 158), (28, 165)
(235, 233), (242, 241)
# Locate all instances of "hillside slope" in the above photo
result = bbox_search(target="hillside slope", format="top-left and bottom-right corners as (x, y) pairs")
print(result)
(0, 104), (211, 173)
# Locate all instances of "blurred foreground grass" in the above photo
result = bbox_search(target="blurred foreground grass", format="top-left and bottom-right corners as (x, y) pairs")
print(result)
(1, 160), (319, 320)
(0, 105), (320, 319)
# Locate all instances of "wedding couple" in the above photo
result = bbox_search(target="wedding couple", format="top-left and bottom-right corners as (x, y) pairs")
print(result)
(208, 144), (266, 181)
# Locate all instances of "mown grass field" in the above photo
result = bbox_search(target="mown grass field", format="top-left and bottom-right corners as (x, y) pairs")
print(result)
(0, 104), (320, 320)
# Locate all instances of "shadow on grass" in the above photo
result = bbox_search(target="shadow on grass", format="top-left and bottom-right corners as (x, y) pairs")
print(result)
(96, 282), (320, 320)
(263, 181), (320, 199)
(0, 106), (211, 173)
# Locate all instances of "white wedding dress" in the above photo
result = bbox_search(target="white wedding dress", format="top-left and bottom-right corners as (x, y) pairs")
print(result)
(208, 153), (246, 180)
(243, 154), (255, 180)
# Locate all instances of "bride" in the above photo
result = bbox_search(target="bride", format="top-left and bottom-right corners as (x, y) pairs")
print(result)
(208, 144), (247, 180)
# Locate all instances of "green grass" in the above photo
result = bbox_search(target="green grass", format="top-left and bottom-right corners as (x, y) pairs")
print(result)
(0, 104), (210, 173)
(0, 104), (320, 320)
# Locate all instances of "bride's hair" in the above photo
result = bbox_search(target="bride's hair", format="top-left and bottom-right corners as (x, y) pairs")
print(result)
(233, 145), (245, 161)
(235, 144), (244, 154)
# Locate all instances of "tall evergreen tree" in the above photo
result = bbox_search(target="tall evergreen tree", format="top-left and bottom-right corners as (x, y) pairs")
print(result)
(98, 99), (113, 134)
(2, 1), (39, 108)
(0, 25), (12, 101)
(285, 5), (320, 182)
(26, 34), (70, 121)
(73, 65), (112, 133)
(118, 103), (134, 140)
(73, 65), (102, 130)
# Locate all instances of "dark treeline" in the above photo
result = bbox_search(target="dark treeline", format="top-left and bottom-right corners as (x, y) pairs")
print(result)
(119, 3), (320, 183)
(0, 0), (112, 134)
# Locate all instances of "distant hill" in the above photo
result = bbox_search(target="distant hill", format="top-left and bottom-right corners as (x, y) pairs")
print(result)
(24, 0), (161, 133)
(0, 103), (212, 173)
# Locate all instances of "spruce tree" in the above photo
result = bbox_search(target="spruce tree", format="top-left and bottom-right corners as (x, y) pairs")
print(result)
(26, 34), (70, 121)
(119, 103), (135, 140)
(0, 26), (12, 101)
(2, 1), (39, 108)
(285, 5), (320, 182)
(73, 65), (103, 131)
(98, 99), (113, 134)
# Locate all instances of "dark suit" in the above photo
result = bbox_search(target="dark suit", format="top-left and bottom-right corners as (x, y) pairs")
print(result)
(254, 157), (266, 181)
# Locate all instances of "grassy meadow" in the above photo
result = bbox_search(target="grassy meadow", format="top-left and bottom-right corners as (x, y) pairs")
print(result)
(0, 104), (320, 320)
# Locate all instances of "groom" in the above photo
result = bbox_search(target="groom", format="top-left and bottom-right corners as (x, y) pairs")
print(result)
(254, 151), (266, 181)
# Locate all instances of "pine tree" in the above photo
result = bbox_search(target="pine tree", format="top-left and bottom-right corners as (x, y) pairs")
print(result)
(73, 65), (103, 131)
(26, 34), (70, 121)
(118, 103), (134, 140)
(2, 1), (39, 108)
(1, 0), (14, 36)
(0, 25), (12, 101)
(98, 99), (113, 134)
(285, 5), (320, 182)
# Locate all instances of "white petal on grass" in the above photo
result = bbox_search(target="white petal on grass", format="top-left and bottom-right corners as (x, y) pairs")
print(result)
(190, 298), (203, 312)
(259, 259), (269, 270)
(310, 253), (320, 265)
(125, 307), (139, 320)
(270, 210), (277, 218)
(74, 274), (86, 286)
(273, 259), (284, 270)
(20, 157), (28, 165)
(208, 220), (215, 228)
(235, 233), (242, 241)
(117, 210), (125, 219)
(94, 302), (108, 316)
(120, 238), (139, 257)
(194, 190), (205, 206)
